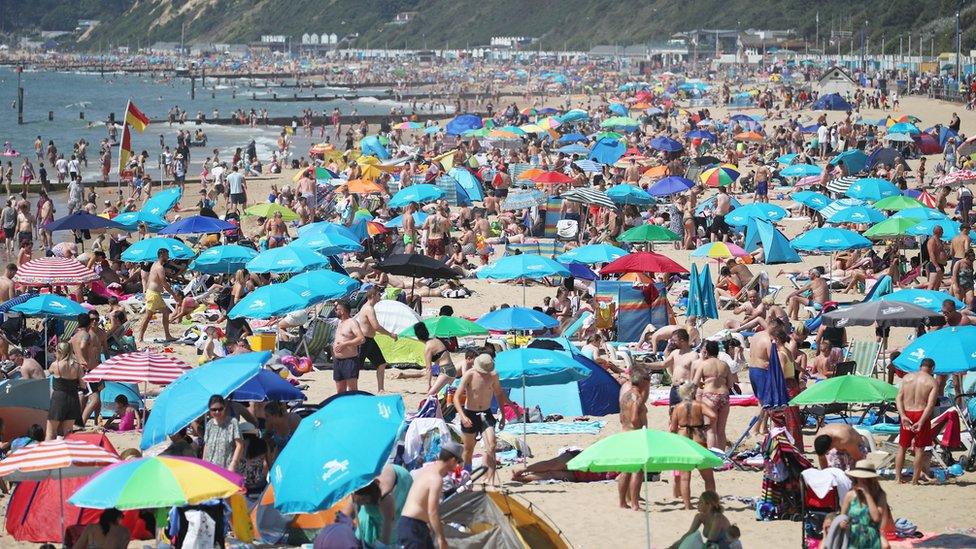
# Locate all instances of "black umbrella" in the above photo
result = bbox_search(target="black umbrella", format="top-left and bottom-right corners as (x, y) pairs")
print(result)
(822, 300), (942, 328)
(376, 253), (460, 279)
(692, 155), (721, 167)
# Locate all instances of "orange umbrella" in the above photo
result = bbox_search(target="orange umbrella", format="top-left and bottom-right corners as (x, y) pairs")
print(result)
(342, 179), (385, 194)
(518, 168), (545, 181)
(619, 272), (655, 285)
(642, 165), (668, 178)
(734, 131), (765, 142)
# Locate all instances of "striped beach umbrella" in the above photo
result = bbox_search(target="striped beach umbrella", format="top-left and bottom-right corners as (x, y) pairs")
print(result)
(0, 438), (119, 481)
(561, 187), (616, 209)
(936, 169), (976, 187)
(826, 175), (857, 195)
(13, 257), (98, 287)
(698, 164), (740, 187)
(84, 350), (191, 386)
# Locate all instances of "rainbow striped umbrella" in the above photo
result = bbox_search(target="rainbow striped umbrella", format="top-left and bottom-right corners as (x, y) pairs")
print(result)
(690, 241), (749, 259)
(69, 456), (242, 510)
(698, 164), (740, 187)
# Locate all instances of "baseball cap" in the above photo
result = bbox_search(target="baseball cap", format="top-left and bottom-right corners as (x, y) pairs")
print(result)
(441, 441), (463, 461)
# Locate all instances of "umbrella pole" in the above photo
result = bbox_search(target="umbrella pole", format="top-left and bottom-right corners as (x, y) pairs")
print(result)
(643, 463), (651, 549)
(522, 277), (527, 307)
(522, 374), (528, 461)
(59, 468), (65, 547)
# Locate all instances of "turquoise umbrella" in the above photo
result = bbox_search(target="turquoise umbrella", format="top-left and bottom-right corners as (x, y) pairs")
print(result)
(246, 245), (329, 274)
(477, 254), (570, 305)
(284, 270), (361, 304)
(112, 211), (169, 231)
(793, 191), (831, 210)
(388, 184), (445, 208)
(879, 289), (963, 313)
(892, 208), (947, 221)
(476, 307), (559, 331)
(120, 237), (196, 262)
(297, 221), (359, 242)
(687, 263), (718, 321)
(906, 219), (961, 240)
(791, 227), (871, 252)
(893, 326), (976, 374)
(725, 203), (787, 226)
(271, 393), (405, 513)
(11, 295), (87, 318)
(780, 164), (823, 177)
(845, 178), (901, 202)
(140, 352), (272, 450)
(293, 228), (364, 255)
(140, 188), (182, 217)
(556, 244), (627, 265)
(827, 206), (886, 224)
(228, 283), (312, 319)
(606, 184), (655, 206)
(188, 244), (258, 274)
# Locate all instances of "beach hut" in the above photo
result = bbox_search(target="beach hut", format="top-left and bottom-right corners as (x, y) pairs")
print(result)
(816, 66), (858, 96)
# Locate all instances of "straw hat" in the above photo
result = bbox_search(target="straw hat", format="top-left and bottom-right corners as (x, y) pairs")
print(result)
(846, 459), (880, 479)
(473, 353), (495, 374)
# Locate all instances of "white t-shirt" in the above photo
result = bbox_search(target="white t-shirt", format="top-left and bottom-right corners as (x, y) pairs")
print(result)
(816, 126), (828, 143)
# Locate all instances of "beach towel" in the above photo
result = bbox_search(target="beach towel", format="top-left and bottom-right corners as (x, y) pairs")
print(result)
(499, 420), (605, 435)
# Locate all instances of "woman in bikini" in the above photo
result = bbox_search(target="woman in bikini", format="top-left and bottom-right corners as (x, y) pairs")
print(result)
(263, 211), (288, 248)
(691, 340), (734, 450)
(669, 382), (717, 510)
(414, 322), (458, 398)
(668, 490), (734, 549)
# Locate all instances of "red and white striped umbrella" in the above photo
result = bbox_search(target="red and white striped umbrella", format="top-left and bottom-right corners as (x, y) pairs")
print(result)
(84, 350), (191, 385)
(936, 169), (976, 187)
(13, 257), (98, 286)
(917, 190), (938, 208)
(0, 438), (119, 481)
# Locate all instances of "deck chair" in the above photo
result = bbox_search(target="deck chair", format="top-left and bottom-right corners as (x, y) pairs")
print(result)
(106, 321), (136, 356)
(296, 317), (335, 363)
(560, 310), (592, 341)
(718, 272), (762, 310)
(845, 340), (882, 377)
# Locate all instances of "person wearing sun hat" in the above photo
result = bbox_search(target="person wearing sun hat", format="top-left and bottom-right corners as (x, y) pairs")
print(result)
(839, 459), (891, 549)
(454, 353), (508, 485)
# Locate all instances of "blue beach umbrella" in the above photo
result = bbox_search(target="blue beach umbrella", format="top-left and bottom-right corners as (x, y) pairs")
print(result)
(892, 208), (947, 221)
(158, 215), (235, 235)
(388, 184), (445, 208)
(43, 211), (127, 232)
(845, 178), (901, 202)
(776, 153), (798, 164)
(120, 237), (196, 262)
(827, 206), (886, 224)
(791, 227), (872, 252)
(383, 212), (429, 229)
(607, 184), (654, 206)
(246, 245), (329, 274)
(359, 135), (390, 160)
(561, 262), (597, 280)
(494, 348), (592, 388)
(285, 270), (361, 304)
(141, 188), (182, 217)
(878, 289), (964, 313)
(188, 245), (258, 274)
(558, 144), (591, 156)
(647, 176), (694, 197)
(609, 103), (629, 116)
(271, 393), (405, 513)
(477, 307), (559, 331)
(687, 129), (717, 142)
(140, 352), (272, 450)
(229, 369), (307, 402)
(887, 122), (920, 135)
(228, 283), (311, 319)
(793, 191), (831, 210)
(780, 164), (823, 177)
(445, 114), (483, 135)
(573, 159), (602, 173)
(11, 294), (87, 318)
(687, 263), (718, 321)
(557, 244), (627, 265)
(294, 228), (364, 255)
(893, 326), (976, 374)
(112, 210), (169, 231)
(726, 203), (788, 226)
(649, 136), (683, 153)
(297, 221), (359, 242)
(477, 254), (569, 280)
(558, 132), (587, 144)
(589, 137), (626, 165)
(906, 219), (961, 240)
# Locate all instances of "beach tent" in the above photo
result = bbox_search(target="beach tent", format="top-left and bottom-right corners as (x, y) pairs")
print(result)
(250, 484), (347, 545)
(744, 219), (802, 264)
(5, 432), (153, 543)
(939, 126), (958, 147)
(914, 133), (941, 155)
(812, 93), (853, 111)
(446, 114), (483, 136)
(440, 490), (570, 548)
(449, 167), (484, 202)
(359, 136), (390, 160)
(0, 378), (50, 438)
(522, 338), (621, 417)
(865, 147), (909, 170)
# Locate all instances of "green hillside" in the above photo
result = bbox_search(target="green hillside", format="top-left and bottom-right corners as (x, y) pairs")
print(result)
(7, 0), (976, 53)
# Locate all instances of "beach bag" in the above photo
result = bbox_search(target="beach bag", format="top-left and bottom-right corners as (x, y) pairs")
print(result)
(556, 219), (578, 239)
(182, 510), (216, 548)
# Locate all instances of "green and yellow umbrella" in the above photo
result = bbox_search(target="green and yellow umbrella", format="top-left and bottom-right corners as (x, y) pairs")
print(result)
(244, 203), (300, 221)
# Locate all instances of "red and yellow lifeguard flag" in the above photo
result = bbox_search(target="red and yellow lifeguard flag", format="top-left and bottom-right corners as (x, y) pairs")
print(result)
(117, 123), (132, 175)
(124, 100), (150, 133)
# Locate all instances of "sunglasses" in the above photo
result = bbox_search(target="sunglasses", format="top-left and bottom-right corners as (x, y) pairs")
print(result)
(209, 406), (224, 413)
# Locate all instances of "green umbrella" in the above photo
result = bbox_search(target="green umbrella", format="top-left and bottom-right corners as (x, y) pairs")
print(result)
(600, 116), (640, 128)
(595, 131), (624, 141)
(789, 375), (897, 406)
(863, 217), (919, 239)
(873, 195), (925, 211)
(567, 428), (722, 548)
(618, 224), (681, 243)
(244, 203), (300, 221)
(399, 316), (488, 338)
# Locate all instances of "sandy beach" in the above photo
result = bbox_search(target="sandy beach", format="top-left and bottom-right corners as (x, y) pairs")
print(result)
(2, 91), (976, 549)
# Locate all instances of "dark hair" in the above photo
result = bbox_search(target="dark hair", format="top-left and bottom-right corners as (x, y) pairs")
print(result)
(99, 508), (123, 535)
(354, 479), (382, 504)
(438, 448), (459, 462)
(27, 424), (44, 442)
(814, 434), (832, 456)
(207, 394), (225, 408)
(673, 328), (689, 342)
(245, 435), (267, 460)
(703, 340), (719, 357)
(439, 305), (454, 316)
(920, 358), (935, 370)
(413, 321), (431, 341)
(77, 313), (91, 328)
(265, 401), (287, 417)
(465, 348), (480, 359)
(114, 394), (128, 406)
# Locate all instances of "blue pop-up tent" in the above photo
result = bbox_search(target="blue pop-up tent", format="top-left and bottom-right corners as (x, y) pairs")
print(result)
(812, 93), (853, 111)
(448, 167), (484, 201)
(745, 218), (801, 264)
(445, 114), (483, 135)
(520, 338), (621, 417)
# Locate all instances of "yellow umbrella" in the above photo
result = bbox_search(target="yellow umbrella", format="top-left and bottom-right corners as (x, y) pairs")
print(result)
(520, 124), (544, 134)
(431, 149), (457, 171)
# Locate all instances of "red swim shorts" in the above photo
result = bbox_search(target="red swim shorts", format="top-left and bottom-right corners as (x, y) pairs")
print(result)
(898, 410), (933, 450)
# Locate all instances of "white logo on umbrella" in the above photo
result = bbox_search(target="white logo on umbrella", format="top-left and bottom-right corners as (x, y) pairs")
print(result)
(910, 348), (925, 361)
(250, 300), (266, 309)
(321, 459), (349, 483)
(377, 402), (391, 419)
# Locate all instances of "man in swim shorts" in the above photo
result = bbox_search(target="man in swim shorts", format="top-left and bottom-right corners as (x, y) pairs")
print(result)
(813, 424), (868, 471)
(895, 358), (939, 484)
(354, 286), (397, 392)
(454, 354), (508, 485)
(137, 249), (175, 343)
(332, 300), (365, 394)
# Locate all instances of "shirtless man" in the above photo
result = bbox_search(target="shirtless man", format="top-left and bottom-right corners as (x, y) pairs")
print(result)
(423, 206), (451, 261)
(15, 201), (33, 249)
(950, 224), (971, 263)
(894, 358), (939, 484)
(397, 441), (462, 549)
(332, 300), (365, 393)
(402, 203), (418, 254)
(559, 197), (580, 224)
(70, 314), (101, 427)
(10, 347), (43, 379)
(0, 263), (16, 303)
(38, 192), (54, 250)
(748, 317), (783, 434)
(786, 267), (829, 320)
(926, 226), (948, 290)
(649, 328), (697, 410)
(813, 424), (868, 471)
(453, 354), (508, 485)
(617, 370), (649, 511)
(354, 286), (397, 392)
(80, 310), (107, 425)
(753, 164), (771, 203)
(726, 290), (766, 330)
(263, 211), (288, 248)
(137, 249), (175, 343)
(710, 186), (731, 242)
(727, 259), (754, 292)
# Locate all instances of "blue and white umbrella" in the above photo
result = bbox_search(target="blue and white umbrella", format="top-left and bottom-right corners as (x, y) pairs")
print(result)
(246, 245), (329, 274)
(120, 237), (196, 262)
(388, 184), (444, 208)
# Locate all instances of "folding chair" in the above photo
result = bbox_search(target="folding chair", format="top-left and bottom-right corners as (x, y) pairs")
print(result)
(297, 317), (335, 364)
(845, 340), (882, 377)
(560, 310), (592, 341)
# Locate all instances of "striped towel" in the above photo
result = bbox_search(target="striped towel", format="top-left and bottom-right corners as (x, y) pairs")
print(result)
(500, 420), (606, 435)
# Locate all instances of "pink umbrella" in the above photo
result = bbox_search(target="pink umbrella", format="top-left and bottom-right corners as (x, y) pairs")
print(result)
(84, 350), (191, 386)
(13, 257), (98, 286)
